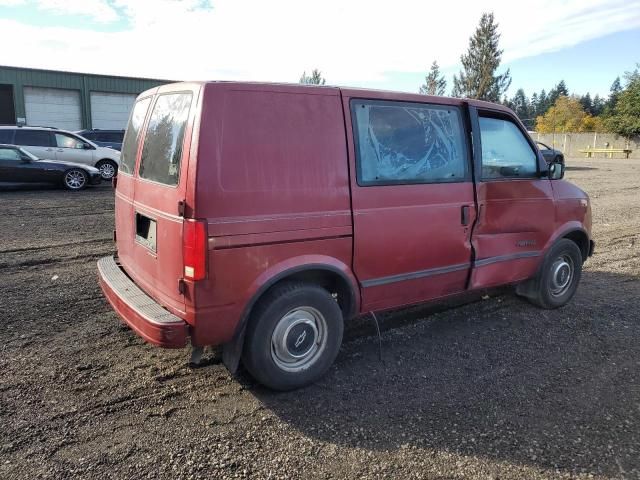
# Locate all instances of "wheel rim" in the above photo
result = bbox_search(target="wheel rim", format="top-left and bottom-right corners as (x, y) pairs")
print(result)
(65, 170), (86, 189)
(271, 306), (328, 372)
(99, 162), (115, 179)
(549, 254), (574, 296)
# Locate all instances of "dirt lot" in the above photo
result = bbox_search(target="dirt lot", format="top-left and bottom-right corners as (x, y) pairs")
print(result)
(1, 157), (639, 480)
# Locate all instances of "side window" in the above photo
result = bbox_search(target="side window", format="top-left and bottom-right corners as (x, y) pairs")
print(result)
(14, 130), (52, 147)
(55, 133), (84, 149)
(120, 97), (151, 175)
(0, 130), (14, 144)
(108, 132), (124, 142)
(351, 100), (467, 185)
(0, 147), (21, 161)
(139, 93), (192, 186)
(479, 116), (538, 179)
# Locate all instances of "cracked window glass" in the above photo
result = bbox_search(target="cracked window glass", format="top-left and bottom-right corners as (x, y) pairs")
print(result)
(352, 100), (467, 185)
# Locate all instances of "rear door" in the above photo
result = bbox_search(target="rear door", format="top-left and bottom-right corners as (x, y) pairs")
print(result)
(469, 107), (555, 288)
(344, 93), (476, 312)
(14, 129), (56, 159)
(126, 86), (200, 315)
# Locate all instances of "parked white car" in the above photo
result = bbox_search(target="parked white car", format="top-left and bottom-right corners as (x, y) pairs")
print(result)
(0, 126), (121, 180)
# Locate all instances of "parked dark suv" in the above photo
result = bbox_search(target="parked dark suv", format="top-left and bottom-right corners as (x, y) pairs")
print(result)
(76, 129), (125, 151)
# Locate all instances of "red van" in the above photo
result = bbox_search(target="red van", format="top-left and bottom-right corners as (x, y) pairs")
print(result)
(98, 82), (594, 390)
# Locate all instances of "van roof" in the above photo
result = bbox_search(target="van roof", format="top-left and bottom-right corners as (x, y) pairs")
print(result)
(136, 81), (513, 114)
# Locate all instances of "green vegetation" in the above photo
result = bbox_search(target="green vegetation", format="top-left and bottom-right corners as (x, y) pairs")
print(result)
(419, 61), (447, 96)
(299, 69), (326, 85)
(451, 12), (511, 101)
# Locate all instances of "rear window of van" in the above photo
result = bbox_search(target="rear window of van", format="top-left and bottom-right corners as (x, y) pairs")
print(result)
(139, 93), (192, 186)
(120, 98), (151, 175)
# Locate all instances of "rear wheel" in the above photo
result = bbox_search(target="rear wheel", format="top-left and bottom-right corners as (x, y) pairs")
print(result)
(527, 239), (582, 309)
(63, 168), (88, 191)
(96, 159), (118, 180)
(242, 282), (344, 391)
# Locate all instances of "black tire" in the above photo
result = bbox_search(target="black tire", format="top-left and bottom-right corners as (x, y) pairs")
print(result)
(62, 168), (88, 191)
(242, 282), (344, 391)
(95, 159), (118, 180)
(527, 239), (583, 309)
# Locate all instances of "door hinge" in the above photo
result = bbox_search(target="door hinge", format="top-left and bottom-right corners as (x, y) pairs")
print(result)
(178, 200), (186, 217)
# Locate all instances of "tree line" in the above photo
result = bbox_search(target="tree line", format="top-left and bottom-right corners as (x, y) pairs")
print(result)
(299, 12), (640, 138)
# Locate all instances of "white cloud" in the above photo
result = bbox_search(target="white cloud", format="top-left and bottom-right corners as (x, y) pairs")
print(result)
(35, 0), (120, 23)
(1, 0), (639, 88)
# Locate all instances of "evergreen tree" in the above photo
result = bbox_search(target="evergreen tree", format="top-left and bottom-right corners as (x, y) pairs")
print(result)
(548, 80), (569, 106)
(538, 89), (548, 116)
(592, 94), (605, 116)
(608, 77), (622, 109)
(451, 12), (511, 101)
(419, 61), (447, 96)
(299, 69), (326, 85)
(530, 92), (539, 117)
(579, 93), (593, 115)
(605, 75), (640, 138)
(508, 88), (530, 124)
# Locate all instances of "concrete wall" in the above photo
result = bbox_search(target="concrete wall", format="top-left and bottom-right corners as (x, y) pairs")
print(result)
(532, 132), (640, 159)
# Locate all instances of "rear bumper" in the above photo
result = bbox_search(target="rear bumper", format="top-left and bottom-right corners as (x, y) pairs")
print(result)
(97, 256), (188, 348)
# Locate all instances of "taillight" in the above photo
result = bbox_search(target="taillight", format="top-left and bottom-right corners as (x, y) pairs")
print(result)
(183, 220), (207, 281)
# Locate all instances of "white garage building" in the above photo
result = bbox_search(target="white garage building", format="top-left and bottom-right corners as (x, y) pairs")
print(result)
(0, 66), (170, 130)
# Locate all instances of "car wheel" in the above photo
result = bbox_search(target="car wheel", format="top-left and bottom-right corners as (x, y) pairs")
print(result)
(527, 239), (583, 309)
(63, 168), (88, 191)
(96, 159), (118, 180)
(242, 282), (344, 391)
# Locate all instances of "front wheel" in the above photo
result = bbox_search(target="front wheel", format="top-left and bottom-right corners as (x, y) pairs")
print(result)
(242, 282), (344, 391)
(96, 159), (118, 180)
(63, 168), (88, 191)
(527, 239), (583, 309)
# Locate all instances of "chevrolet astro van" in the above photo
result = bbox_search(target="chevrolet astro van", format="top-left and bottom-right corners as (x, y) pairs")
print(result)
(98, 82), (594, 390)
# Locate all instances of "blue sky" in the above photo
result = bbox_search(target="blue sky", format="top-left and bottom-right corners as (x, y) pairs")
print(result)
(0, 0), (638, 101)
(368, 29), (640, 99)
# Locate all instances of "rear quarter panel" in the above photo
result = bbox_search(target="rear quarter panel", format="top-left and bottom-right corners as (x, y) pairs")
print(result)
(189, 83), (354, 345)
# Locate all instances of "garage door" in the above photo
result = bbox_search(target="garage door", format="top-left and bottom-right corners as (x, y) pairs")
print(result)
(24, 86), (82, 131)
(90, 92), (136, 129)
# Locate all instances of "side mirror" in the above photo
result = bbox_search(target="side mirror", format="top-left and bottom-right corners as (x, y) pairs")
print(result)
(20, 155), (31, 163)
(83, 143), (94, 150)
(549, 161), (565, 180)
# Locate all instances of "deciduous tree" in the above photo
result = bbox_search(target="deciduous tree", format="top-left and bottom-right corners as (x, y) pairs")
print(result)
(536, 96), (597, 133)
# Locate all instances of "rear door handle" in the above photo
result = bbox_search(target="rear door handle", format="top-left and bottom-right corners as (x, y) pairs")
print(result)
(57, 149), (64, 152)
(461, 205), (470, 225)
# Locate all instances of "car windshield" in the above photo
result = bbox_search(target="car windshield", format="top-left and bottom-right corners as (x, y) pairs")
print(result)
(18, 147), (39, 161)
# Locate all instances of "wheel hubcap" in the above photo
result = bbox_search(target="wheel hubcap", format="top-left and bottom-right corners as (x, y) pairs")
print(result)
(271, 307), (327, 372)
(99, 163), (115, 179)
(65, 170), (86, 189)
(550, 254), (573, 296)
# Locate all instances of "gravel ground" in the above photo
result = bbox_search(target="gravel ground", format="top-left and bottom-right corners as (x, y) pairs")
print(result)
(0, 157), (639, 480)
